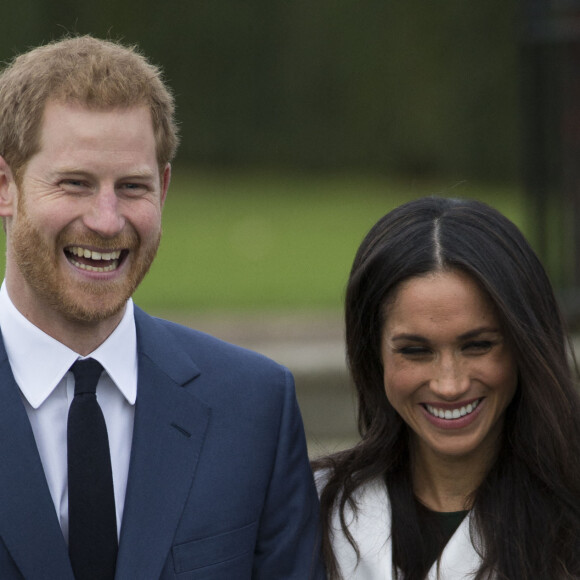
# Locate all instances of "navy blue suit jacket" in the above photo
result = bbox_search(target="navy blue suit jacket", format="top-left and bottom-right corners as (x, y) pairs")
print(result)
(0, 307), (325, 578)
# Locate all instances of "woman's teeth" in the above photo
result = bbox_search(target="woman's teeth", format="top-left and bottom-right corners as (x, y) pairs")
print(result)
(426, 399), (481, 420)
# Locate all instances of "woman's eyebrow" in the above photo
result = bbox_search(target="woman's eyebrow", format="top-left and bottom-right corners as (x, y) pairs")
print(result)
(390, 333), (428, 343)
(458, 327), (501, 340)
(390, 327), (500, 343)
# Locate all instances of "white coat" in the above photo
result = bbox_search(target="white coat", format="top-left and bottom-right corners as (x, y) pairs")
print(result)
(324, 477), (484, 579)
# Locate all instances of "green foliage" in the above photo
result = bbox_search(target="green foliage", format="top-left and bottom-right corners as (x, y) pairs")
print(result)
(0, 0), (519, 180)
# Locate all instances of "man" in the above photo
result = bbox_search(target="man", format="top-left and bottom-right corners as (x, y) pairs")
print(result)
(0, 36), (324, 579)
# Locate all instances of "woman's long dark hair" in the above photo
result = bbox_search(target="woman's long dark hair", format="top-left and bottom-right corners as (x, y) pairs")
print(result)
(313, 197), (580, 579)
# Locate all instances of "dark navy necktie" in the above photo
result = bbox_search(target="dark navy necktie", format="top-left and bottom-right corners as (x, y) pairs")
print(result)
(67, 358), (118, 580)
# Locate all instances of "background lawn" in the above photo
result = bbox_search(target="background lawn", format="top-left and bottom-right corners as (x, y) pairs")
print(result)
(133, 169), (527, 314)
(0, 170), (527, 315)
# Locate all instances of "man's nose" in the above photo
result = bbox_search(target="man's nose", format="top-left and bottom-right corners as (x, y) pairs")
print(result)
(82, 187), (125, 238)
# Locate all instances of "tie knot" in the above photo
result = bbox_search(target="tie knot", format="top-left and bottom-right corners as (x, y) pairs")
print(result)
(71, 358), (104, 396)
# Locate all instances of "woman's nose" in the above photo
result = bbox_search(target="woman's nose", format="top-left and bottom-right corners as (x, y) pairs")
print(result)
(430, 356), (470, 399)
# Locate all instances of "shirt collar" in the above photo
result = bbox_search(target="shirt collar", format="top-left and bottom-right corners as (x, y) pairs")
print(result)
(0, 282), (138, 409)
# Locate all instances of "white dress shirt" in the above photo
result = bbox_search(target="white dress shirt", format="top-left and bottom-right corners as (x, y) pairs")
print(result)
(0, 282), (137, 542)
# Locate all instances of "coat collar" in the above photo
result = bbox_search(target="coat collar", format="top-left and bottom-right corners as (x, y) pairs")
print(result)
(430, 512), (480, 579)
(115, 307), (210, 578)
(330, 477), (483, 579)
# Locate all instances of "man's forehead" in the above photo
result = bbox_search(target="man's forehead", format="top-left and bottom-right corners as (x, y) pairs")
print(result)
(42, 98), (152, 119)
(37, 101), (155, 145)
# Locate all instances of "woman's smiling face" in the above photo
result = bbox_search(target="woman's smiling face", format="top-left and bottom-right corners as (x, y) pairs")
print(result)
(381, 269), (518, 467)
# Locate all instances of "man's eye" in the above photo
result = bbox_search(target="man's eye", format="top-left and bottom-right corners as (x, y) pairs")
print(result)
(123, 181), (150, 189)
(121, 183), (148, 195)
(60, 180), (89, 192)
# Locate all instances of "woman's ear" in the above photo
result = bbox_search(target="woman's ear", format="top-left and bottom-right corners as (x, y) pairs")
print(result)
(0, 156), (17, 218)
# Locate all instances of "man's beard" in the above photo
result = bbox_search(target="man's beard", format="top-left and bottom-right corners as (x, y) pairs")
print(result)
(10, 198), (161, 324)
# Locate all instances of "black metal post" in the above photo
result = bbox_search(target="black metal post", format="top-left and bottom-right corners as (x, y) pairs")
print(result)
(521, 0), (580, 323)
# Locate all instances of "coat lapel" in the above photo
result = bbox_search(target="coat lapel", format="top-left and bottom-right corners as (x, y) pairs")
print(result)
(115, 309), (210, 578)
(0, 345), (74, 578)
(432, 512), (482, 579)
(332, 478), (482, 580)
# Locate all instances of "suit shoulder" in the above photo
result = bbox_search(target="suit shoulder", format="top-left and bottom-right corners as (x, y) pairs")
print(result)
(136, 309), (289, 379)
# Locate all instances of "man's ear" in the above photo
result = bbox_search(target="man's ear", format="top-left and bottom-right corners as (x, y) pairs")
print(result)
(0, 156), (17, 218)
(160, 163), (171, 208)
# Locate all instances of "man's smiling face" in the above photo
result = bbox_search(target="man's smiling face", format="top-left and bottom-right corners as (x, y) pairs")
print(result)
(3, 100), (170, 328)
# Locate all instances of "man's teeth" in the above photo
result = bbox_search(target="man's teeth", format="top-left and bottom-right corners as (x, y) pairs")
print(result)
(68, 247), (121, 261)
(67, 246), (121, 272)
(426, 399), (480, 420)
(70, 260), (118, 272)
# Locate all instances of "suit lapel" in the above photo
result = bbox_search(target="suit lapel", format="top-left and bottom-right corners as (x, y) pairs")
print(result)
(0, 346), (74, 578)
(116, 309), (210, 578)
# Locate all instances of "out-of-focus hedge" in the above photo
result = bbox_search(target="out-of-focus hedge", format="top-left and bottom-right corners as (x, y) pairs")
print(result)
(0, 0), (519, 181)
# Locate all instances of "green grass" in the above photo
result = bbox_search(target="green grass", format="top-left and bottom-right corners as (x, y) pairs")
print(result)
(132, 169), (526, 312)
(0, 170), (527, 313)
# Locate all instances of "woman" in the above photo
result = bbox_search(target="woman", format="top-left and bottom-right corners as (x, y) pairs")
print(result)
(314, 197), (580, 579)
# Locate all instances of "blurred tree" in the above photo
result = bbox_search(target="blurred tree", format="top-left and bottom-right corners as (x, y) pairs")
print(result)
(0, 0), (519, 182)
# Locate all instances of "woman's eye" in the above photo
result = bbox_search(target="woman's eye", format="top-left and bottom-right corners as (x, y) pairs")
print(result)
(398, 346), (430, 356)
(463, 341), (493, 353)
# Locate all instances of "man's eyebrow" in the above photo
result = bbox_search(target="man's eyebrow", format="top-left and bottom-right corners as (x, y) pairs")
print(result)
(52, 167), (156, 180)
(51, 167), (91, 176)
(119, 169), (157, 180)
